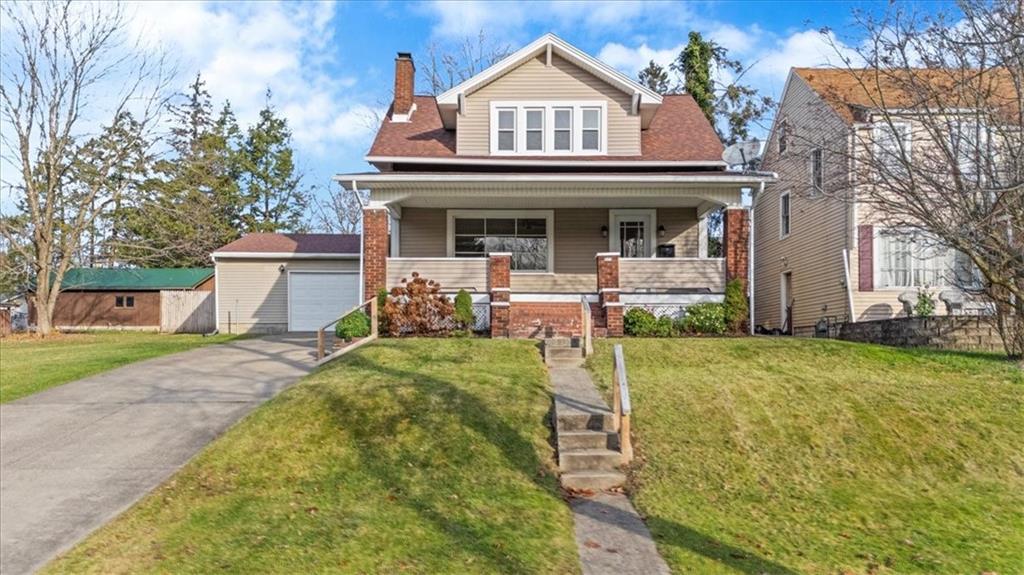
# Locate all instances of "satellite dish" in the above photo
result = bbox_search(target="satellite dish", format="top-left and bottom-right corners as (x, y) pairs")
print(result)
(722, 139), (763, 168)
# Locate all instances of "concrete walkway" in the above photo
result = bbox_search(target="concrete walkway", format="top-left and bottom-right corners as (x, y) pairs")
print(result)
(548, 365), (671, 575)
(0, 335), (316, 575)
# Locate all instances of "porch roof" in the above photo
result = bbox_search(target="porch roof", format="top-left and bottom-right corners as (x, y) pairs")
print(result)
(334, 170), (776, 190)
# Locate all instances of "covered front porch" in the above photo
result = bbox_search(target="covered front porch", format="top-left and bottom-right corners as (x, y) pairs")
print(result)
(340, 172), (763, 337)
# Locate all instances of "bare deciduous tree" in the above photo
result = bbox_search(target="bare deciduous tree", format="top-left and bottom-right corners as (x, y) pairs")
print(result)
(309, 182), (367, 234)
(796, 0), (1023, 356)
(422, 31), (512, 96)
(0, 1), (171, 335)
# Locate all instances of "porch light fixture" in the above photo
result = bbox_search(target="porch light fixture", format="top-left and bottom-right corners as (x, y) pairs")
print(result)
(657, 224), (666, 238)
(600, 225), (608, 238)
(278, 264), (286, 273)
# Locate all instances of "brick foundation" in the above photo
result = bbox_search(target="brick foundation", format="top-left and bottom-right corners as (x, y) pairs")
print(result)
(508, 302), (583, 338)
(596, 253), (622, 337)
(362, 208), (389, 299)
(725, 208), (750, 294)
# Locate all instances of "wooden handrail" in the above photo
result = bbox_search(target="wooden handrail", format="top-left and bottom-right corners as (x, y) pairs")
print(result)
(317, 297), (378, 360)
(611, 344), (633, 463)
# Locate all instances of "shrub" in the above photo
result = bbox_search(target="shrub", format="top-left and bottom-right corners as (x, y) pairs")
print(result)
(335, 310), (371, 341)
(376, 288), (390, 334)
(915, 289), (936, 317)
(624, 308), (677, 337)
(383, 272), (455, 336)
(681, 303), (727, 335)
(624, 308), (657, 336)
(723, 278), (748, 334)
(453, 289), (475, 330)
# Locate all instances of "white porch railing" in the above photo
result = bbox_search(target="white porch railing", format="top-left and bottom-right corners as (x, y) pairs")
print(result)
(619, 258), (726, 293)
(386, 258), (489, 292)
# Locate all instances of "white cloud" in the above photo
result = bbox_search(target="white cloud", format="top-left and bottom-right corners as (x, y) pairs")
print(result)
(597, 42), (682, 77)
(125, 0), (375, 158)
(750, 29), (859, 83)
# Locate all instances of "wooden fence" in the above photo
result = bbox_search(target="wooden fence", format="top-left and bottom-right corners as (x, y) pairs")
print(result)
(160, 290), (215, 333)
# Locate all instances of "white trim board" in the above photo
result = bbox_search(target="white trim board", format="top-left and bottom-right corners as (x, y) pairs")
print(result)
(364, 155), (729, 168)
(212, 252), (359, 260)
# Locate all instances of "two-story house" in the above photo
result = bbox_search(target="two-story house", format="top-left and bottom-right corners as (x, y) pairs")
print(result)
(753, 68), (986, 335)
(338, 34), (772, 338)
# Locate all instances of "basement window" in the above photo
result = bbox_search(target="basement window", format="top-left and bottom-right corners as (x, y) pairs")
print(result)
(115, 295), (135, 308)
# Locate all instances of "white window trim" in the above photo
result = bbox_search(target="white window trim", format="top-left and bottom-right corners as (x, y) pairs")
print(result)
(608, 208), (658, 258)
(445, 209), (555, 274)
(495, 107), (517, 152)
(489, 101), (608, 156)
(873, 121), (912, 173)
(779, 191), (791, 239)
(808, 148), (823, 193)
(871, 227), (966, 291)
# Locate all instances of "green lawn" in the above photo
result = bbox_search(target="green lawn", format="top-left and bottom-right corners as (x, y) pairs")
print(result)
(0, 331), (238, 403)
(45, 339), (579, 574)
(587, 338), (1024, 575)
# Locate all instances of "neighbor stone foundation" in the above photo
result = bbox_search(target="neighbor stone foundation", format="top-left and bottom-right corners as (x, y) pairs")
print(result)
(837, 316), (1005, 353)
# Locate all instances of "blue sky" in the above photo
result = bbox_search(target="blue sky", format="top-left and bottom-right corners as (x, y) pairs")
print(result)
(39, 1), (955, 204)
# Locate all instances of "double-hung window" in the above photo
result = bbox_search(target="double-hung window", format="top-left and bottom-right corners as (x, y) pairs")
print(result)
(581, 108), (601, 151)
(490, 102), (605, 155)
(553, 108), (572, 151)
(451, 211), (552, 272)
(779, 191), (791, 238)
(496, 108), (516, 152)
(950, 120), (987, 182)
(874, 122), (911, 177)
(810, 148), (824, 193)
(525, 109), (544, 152)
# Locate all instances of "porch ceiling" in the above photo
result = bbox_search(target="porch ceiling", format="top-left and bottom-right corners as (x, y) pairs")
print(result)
(375, 192), (729, 209)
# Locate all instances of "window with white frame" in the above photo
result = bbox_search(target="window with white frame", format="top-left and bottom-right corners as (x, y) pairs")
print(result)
(949, 119), (988, 182)
(450, 211), (552, 272)
(496, 108), (516, 152)
(874, 122), (911, 176)
(810, 148), (823, 192)
(875, 229), (976, 289)
(490, 102), (607, 155)
(777, 120), (788, 154)
(779, 191), (791, 238)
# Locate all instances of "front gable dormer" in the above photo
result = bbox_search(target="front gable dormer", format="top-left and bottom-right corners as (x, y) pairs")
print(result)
(435, 34), (662, 157)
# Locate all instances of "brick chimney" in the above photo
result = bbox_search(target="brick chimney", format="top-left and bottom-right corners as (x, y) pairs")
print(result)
(393, 52), (415, 117)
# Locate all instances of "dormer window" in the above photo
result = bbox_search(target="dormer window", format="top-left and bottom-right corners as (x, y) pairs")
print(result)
(497, 109), (516, 152)
(490, 101), (607, 155)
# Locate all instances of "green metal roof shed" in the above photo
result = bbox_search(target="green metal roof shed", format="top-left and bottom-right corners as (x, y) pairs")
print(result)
(53, 268), (214, 291)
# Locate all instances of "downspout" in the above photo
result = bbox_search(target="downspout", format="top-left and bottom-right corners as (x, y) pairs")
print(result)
(749, 181), (765, 335)
(351, 179), (365, 303)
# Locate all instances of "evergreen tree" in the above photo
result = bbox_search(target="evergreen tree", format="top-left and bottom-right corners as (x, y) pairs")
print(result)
(116, 75), (242, 267)
(239, 90), (308, 233)
(637, 60), (672, 94)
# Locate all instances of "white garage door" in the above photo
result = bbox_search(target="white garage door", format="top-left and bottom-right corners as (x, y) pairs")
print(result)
(288, 272), (360, 332)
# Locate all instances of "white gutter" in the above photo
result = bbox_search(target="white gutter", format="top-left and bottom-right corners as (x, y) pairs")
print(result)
(749, 181), (765, 334)
(211, 252), (359, 260)
(335, 172), (777, 187)
(364, 155), (729, 169)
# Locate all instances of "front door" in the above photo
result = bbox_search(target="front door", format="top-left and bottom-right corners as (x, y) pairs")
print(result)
(611, 212), (653, 258)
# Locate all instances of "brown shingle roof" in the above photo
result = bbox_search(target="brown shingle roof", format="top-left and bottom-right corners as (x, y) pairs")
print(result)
(794, 67), (1020, 124)
(215, 233), (360, 254)
(367, 94), (724, 163)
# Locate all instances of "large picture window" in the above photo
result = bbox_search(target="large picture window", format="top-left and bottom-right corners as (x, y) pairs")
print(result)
(875, 229), (976, 289)
(450, 212), (552, 272)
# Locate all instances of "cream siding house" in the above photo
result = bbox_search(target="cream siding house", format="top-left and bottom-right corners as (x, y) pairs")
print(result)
(754, 68), (982, 334)
(339, 34), (774, 339)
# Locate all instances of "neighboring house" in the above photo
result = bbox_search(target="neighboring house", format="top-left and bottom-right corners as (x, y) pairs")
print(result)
(212, 233), (360, 333)
(336, 34), (772, 338)
(28, 268), (214, 332)
(753, 68), (983, 334)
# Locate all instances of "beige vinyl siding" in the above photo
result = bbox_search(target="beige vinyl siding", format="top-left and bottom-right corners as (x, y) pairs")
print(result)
(397, 207), (703, 293)
(755, 74), (853, 331)
(620, 259), (725, 292)
(215, 258), (358, 333)
(657, 208), (699, 257)
(457, 54), (639, 156)
(387, 258), (488, 292)
(399, 208), (447, 257)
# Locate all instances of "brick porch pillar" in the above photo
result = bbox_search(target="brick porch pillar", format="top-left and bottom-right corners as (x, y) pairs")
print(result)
(489, 253), (511, 338)
(724, 208), (750, 294)
(363, 208), (389, 300)
(597, 252), (623, 337)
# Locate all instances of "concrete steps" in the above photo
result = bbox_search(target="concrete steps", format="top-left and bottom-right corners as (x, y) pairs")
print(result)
(547, 341), (626, 491)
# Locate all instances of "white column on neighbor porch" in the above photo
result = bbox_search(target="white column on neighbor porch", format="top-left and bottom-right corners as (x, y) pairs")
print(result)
(698, 217), (708, 259)
(388, 207), (401, 258)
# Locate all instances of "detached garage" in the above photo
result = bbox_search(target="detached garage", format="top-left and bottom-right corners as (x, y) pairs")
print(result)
(212, 233), (361, 334)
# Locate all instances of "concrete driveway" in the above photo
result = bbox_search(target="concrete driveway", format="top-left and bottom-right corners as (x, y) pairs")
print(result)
(0, 335), (317, 575)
